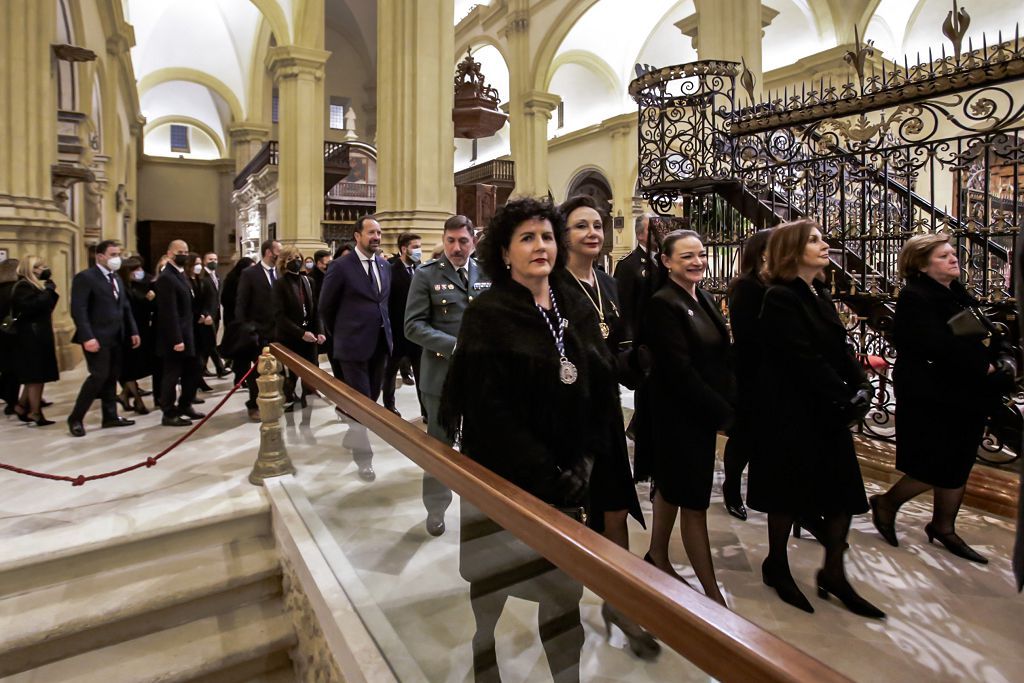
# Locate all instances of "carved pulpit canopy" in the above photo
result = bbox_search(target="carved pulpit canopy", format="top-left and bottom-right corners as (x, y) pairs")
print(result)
(452, 50), (508, 139)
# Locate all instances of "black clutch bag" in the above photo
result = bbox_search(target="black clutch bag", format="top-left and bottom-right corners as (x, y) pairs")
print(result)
(947, 307), (992, 338)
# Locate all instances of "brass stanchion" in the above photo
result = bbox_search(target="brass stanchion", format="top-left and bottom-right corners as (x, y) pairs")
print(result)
(249, 346), (296, 485)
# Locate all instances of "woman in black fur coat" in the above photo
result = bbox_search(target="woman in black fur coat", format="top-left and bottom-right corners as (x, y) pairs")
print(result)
(442, 197), (638, 681)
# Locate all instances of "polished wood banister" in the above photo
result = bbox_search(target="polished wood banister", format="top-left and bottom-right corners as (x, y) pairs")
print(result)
(270, 343), (852, 683)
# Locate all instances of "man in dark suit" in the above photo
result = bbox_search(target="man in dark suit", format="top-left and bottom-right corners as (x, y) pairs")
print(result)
(614, 214), (661, 340)
(383, 231), (422, 416)
(200, 251), (227, 378)
(308, 249), (331, 301)
(319, 215), (392, 480)
(67, 239), (141, 436)
(235, 239), (281, 421)
(155, 239), (205, 427)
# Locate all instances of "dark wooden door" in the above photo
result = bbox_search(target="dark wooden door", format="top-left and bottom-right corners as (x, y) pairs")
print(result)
(136, 220), (214, 271)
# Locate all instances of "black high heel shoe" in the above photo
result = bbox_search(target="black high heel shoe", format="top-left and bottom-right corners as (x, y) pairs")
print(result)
(723, 491), (747, 521)
(869, 495), (899, 547)
(815, 571), (886, 619)
(924, 523), (988, 564)
(13, 405), (31, 423)
(601, 602), (661, 661)
(28, 412), (55, 427)
(794, 516), (848, 549)
(761, 559), (813, 613)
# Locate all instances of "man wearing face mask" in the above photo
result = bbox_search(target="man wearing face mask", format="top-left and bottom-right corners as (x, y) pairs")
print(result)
(383, 232), (423, 416)
(68, 240), (141, 437)
(235, 239), (282, 421)
(155, 240), (205, 427)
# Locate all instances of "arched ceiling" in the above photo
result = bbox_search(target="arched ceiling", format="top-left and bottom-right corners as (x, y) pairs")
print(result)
(867, 0), (1021, 61)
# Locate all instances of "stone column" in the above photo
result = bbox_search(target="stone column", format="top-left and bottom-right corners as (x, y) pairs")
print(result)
(266, 46), (331, 255)
(227, 122), (273, 175)
(0, 0), (79, 368)
(375, 0), (455, 252)
(605, 115), (638, 261)
(692, 0), (766, 98)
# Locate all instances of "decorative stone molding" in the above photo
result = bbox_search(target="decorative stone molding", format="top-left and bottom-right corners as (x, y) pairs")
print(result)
(280, 555), (344, 683)
(266, 46), (331, 81)
(675, 6), (778, 51)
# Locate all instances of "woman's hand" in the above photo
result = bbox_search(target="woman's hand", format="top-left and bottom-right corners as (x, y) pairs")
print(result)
(302, 331), (317, 343)
(315, 334), (326, 345)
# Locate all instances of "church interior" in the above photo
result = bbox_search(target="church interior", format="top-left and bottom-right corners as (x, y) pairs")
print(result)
(1, 0), (1023, 681)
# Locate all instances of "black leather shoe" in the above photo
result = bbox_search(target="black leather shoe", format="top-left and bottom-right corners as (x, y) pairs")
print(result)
(102, 416), (136, 428)
(724, 498), (748, 521)
(41, 399), (53, 408)
(191, 398), (206, 404)
(816, 571), (886, 619)
(925, 523), (988, 564)
(426, 514), (446, 536)
(358, 465), (376, 482)
(179, 407), (206, 420)
(162, 415), (192, 427)
(869, 495), (899, 547)
(762, 558), (814, 613)
(67, 418), (86, 437)
(386, 406), (401, 417)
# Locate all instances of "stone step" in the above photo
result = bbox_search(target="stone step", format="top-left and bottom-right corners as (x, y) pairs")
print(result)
(3, 598), (296, 683)
(0, 536), (282, 677)
(0, 505), (271, 598)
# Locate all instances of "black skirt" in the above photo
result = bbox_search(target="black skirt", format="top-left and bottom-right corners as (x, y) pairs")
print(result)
(652, 421), (718, 510)
(895, 396), (987, 489)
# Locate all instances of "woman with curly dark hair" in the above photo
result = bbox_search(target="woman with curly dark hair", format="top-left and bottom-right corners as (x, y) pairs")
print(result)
(442, 196), (643, 679)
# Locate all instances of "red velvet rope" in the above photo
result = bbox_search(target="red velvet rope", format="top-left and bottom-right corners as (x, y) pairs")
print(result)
(0, 363), (258, 486)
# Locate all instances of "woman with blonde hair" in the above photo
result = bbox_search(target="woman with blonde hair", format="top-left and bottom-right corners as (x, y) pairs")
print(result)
(747, 220), (883, 618)
(273, 245), (324, 407)
(10, 255), (60, 426)
(869, 233), (1014, 563)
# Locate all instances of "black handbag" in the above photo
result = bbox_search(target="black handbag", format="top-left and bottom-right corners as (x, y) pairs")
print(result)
(0, 281), (21, 336)
(947, 307), (992, 339)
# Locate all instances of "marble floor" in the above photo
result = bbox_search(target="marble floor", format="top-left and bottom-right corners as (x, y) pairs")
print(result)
(1, 363), (1022, 682)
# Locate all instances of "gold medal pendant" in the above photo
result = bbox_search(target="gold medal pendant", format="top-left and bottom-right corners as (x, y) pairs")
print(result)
(599, 321), (610, 339)
(559, 357), (578, 385)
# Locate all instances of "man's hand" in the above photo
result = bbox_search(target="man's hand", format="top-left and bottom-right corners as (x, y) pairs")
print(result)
(316, 334), (326, 345)
(173, 342), (185, 352)
(302, 331), (317, 343)
(131, 335), (141, 349)
(83, 339), (100, 353)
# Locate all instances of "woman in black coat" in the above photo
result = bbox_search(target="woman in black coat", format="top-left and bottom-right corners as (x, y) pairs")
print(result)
(721, 228), (773, 521)
(640, 230), (734, 608)
(748, 219), (883, 619)
(0, 258), (21, 415)
(220, 257), (253, 328)
(272, 246), (324, 407)
(870, 234), (1014, 564)
(556, 195), (656, 659)
(117, 257), (156, 413)
(10, 256), (59, 426)
(187, 253), (217, 393)
(442, 197), (627, 681)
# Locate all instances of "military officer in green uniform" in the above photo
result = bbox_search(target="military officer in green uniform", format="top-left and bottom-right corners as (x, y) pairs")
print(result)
(405, 215), (490, 536)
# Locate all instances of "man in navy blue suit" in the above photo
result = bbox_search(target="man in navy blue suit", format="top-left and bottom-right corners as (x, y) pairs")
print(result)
(319, 215), (392, 480)
(68, 239), (140, 437)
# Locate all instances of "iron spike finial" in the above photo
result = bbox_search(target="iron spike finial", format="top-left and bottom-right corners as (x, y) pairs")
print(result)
(943, 0), (970, 65)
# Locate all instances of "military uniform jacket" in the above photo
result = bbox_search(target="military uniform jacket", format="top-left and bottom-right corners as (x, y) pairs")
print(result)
(404, 255), (490, 397)
(613, 245), (662, 342)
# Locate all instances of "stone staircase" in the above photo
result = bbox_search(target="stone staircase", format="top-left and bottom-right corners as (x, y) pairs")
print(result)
(0, 506), (297, 682)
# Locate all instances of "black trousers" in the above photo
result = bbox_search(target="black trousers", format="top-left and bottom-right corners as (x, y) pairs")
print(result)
(337, 331), (389, 401)
(382, 346), (422, 413)
(160, 352), (201, 417)
(70, 343), (123, 422)
(421, 392), (453, 520)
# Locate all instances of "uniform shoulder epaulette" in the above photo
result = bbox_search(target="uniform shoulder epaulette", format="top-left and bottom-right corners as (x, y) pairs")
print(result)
(617, 253), (630, 262)
(420, 258), (439, 267)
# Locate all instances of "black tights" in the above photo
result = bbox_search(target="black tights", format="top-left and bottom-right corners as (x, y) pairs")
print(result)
(766, 511), (852, 581)
(879, 475), (965, 535)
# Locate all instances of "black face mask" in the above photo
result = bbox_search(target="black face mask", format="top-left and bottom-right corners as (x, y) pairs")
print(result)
(38, 269), (52, 281)
(205, 261), (218, 271)
(285, 259), (302, 274)
(172, 253), (189, 267)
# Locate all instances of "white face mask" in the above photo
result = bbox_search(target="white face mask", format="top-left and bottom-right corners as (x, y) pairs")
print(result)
(193, 264), (203, 274)
(304, 260), (314, 270)
(410, 248), (423, 262)
(131, 270), (146, 281)
(106, 256), (122, 271)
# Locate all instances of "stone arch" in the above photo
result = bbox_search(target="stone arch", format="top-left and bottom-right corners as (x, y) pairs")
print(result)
(248, 0), (291, 45)
(545, 50), (619, 93)
(455, 34), (511, 69)
(565, 166), (614, 210)
(530, 0), (603, 92)
(143, 116), (228, 158)
(247, 17), (276, 124)
(137, 68), (245, 122)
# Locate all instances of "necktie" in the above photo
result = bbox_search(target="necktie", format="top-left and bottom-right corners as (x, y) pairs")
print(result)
(458, 267), (468, 290)
(366, 259), (379, 295)
(269, 267), (277, 283)
(107, 273), (117, 298)
(408, 266), (414, 278)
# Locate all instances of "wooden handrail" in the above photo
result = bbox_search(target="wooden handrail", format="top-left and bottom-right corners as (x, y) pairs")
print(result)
(270, 343), (852, 683)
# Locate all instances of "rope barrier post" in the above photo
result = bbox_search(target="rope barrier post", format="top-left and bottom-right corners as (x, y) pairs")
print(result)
(249, 346), (295, 485)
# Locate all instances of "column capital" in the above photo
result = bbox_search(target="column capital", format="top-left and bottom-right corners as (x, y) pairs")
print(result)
(521, 90), (561, 117)
(105, 22), (135, 56)
(266, 45), (330, 80)
(227, 121), (273, 142)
